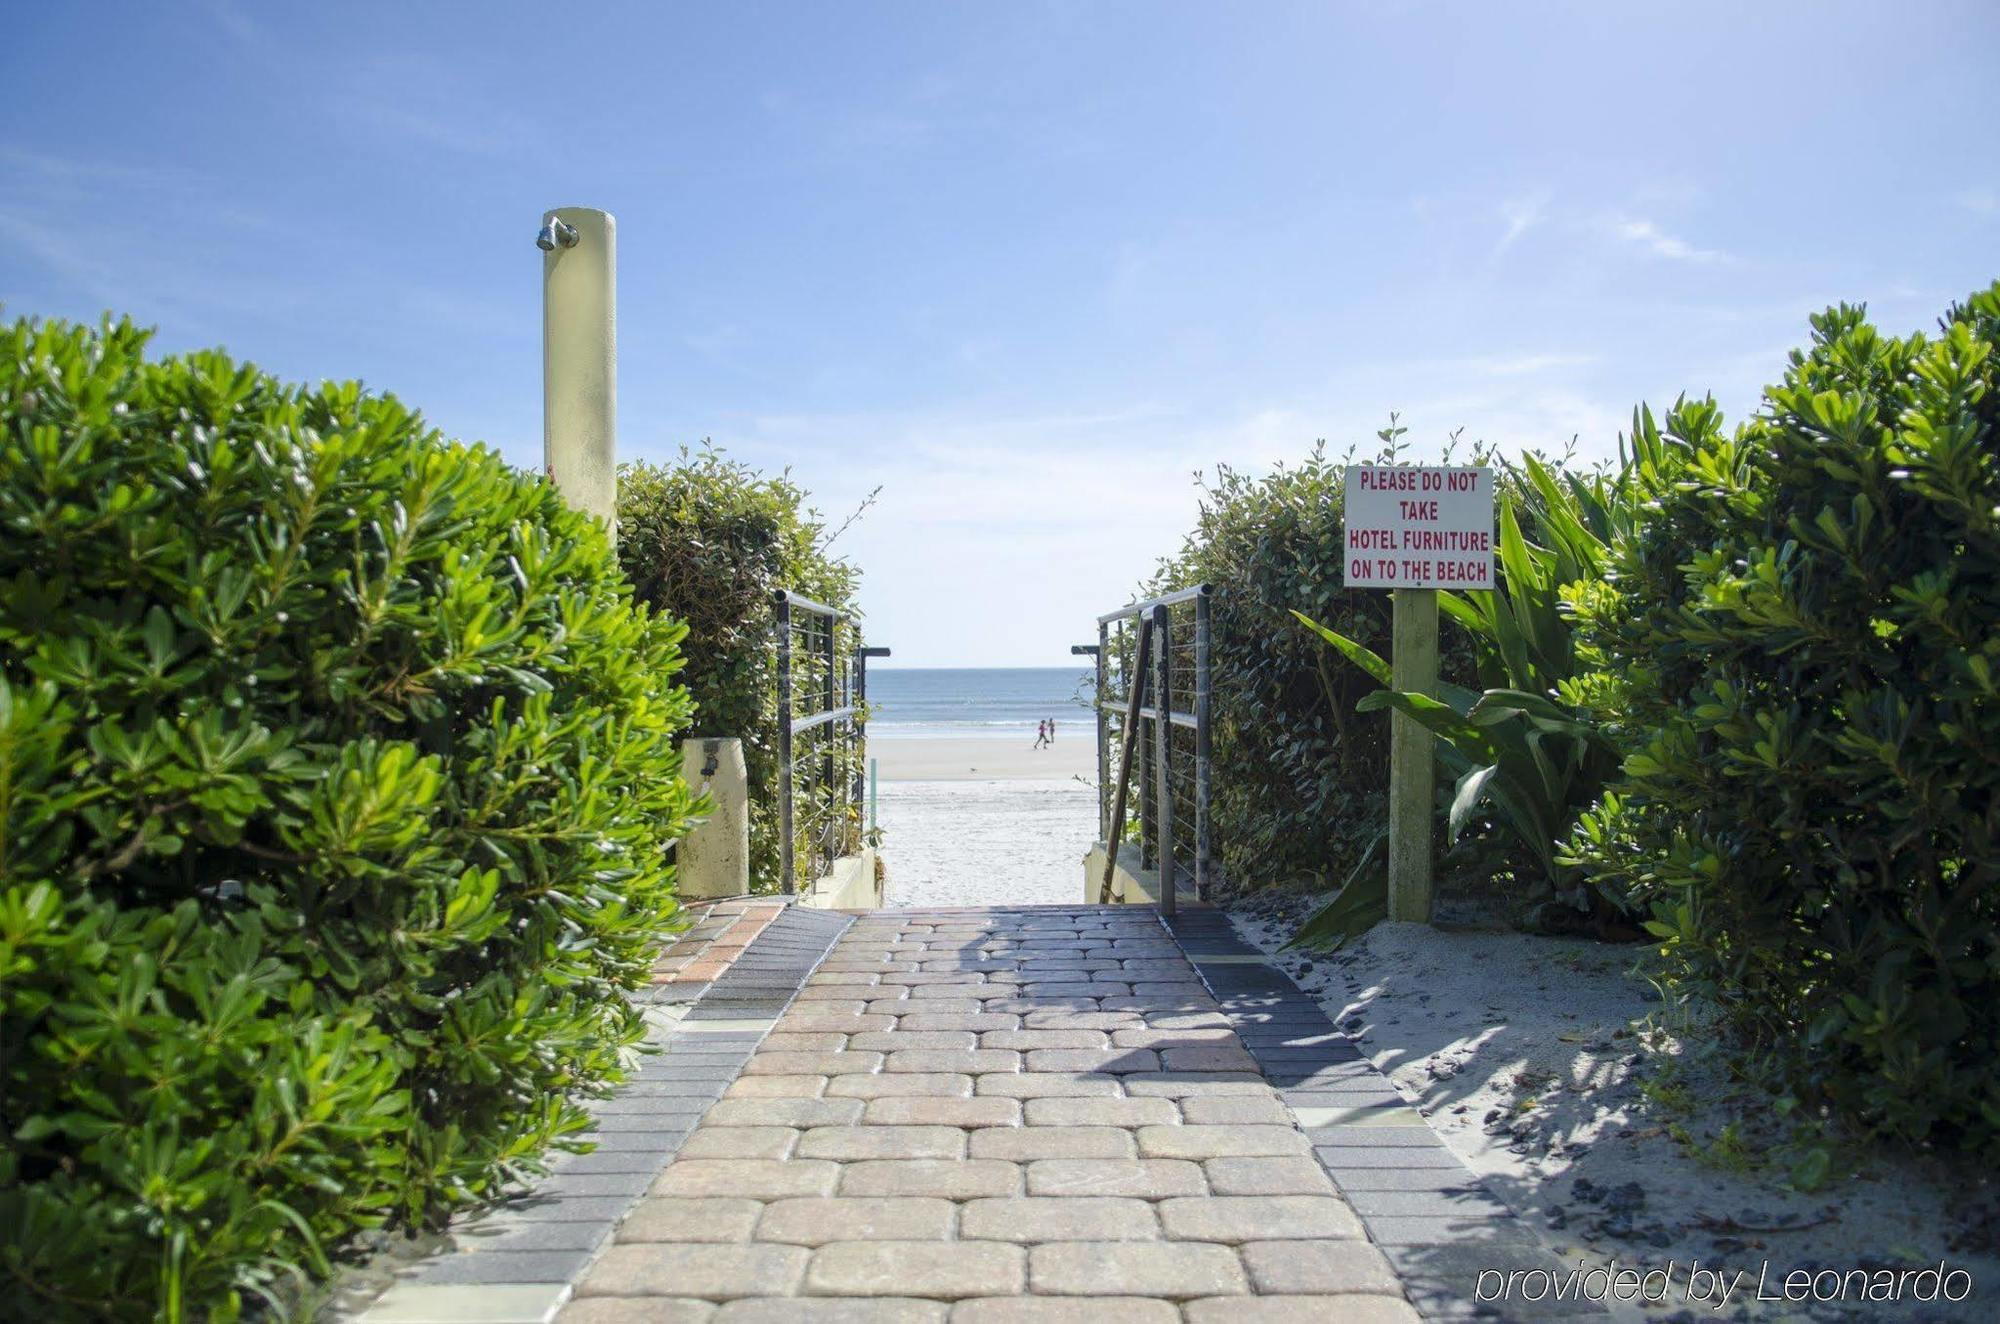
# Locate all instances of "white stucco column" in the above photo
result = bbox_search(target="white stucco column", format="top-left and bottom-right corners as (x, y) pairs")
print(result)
(541, 206), (617, 542)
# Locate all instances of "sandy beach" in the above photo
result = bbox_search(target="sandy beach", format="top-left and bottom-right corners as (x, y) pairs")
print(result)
(870, 733), (1096, 781)
(1225, 892), (2000, 1320)
(869, 735), (1099, 907)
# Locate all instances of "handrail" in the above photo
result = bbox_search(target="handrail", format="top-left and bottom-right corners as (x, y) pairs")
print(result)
(1095, 582), (1211, 625)
(773, 588), (843, 618)
(1081, 584), (1213, 906)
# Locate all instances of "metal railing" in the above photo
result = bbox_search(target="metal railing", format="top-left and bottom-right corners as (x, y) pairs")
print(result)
(1080, 584), (1212, 910)
(773, 590), (885, 894)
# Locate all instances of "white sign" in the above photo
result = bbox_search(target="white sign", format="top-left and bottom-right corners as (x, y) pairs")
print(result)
(1343, 465), (1495, 590)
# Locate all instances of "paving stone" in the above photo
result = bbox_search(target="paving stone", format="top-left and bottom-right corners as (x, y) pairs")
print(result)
(1108, 1027), (1235, 1048)
(896, 1013), (1022, 1032)
(1235, 1238), (1403, 1294)
(848, 1031), (979, 1052)
(705, 1098), (864, 1128)
(827, 1072), (974, 1099)
(1360, 1214), (1537, 1247)
(1020, 1012), (1142, 1030)
(883, 1049), (1022, 1074)
(713, 1300), (945, 1323)
(1161, 1045), (1261, 1073)
(1158, 1195), (1366, 1242)
(560, 1297), (716, 1323)
(1342, 1188), (1513, 1218)
(1021, 1048), (1159, 1074)
(741, 1051), (883, 1076)
(455, 1217), (607, 1252)
(806, 1241), (1026, 1298)
(969, 1126), (1134, 1161)
(1314, 1146), (1469, 1171)
(840, 1158), (1022, 1198)
(1136, 1125), (1309, 1159)
(676, 1127), (799, 1159)
(1019, 1096), (1176, 1128)
(1202, 1156), (1336, 1196)
(979, 1030), (1109, 1050)
(537, 1170), (656, 1198)
(417, 1247), (593, 1284)
(975, 1073), (1122, 1098)
(1304, 1125), (1442, 1147)
(617, 1198), (765, 1243)
(577, 1242), (809, 1300)
(1178, 1095), (1292, 1125)
(1182, 1297), (1420, 1323)
(756, 1197), (955, 1245)
(367, 1283), (570, 1323)
(650, 1159), (840, 1200)
(761, 1033), (849, 1053)
(796, 1125), (967, 1160)
(950, 1298), (1179, 1323)
(1123, 1073), (1265, 1097)
(864, 1096), (1022, 1128)
(959, 1197), (1159, 1243)
(1027, 1241), (1247, 1297)
(1024, 1158), (1205, 1198)
(724, 1075), (828, 1099)
(1144, 1011), (1232, 1029)
(778, 1013), (896, 1033)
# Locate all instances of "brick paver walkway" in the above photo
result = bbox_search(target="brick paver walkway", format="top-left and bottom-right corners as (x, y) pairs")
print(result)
(561, 906), (1422, 1322)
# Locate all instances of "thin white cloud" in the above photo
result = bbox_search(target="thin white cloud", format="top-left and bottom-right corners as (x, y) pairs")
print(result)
(1496, 194), (1547, 250)
(1958, 189), (1998, 217)
(1608, 216), (1729, 264)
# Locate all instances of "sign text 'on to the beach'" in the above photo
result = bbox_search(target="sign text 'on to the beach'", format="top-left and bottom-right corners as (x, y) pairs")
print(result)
(1342, 465), (1496, 590)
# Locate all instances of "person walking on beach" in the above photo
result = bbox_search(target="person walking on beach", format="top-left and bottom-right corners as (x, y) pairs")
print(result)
(1033, 719), (1049, 749)
(1047, 717), (1056, 743)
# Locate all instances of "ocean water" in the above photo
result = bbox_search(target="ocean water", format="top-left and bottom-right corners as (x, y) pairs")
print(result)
(867, 667), (1094, 740)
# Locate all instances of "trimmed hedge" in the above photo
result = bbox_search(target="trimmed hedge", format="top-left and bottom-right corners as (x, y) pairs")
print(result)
(1571, 286), (2000, 1154)
(0, 317), (695, 1316)
(618, 447), (860, 891)
(1152, 441), (1478, 889)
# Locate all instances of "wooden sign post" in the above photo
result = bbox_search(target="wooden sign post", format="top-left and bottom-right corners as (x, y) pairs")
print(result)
(1342, 465), (1495, 924)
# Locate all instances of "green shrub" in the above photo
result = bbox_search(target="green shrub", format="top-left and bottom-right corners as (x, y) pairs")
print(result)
(618, 447), (860, 891)
(1570, 286), (2000, 1154)
(1297, 452), (1642, 930)
(1152, 432), (1479, 890)
(0, 316), (696, 1316)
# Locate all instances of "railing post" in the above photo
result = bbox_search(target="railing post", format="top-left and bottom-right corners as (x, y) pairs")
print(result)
(540, 207), (617, 544)
(775, 593), (796, 895)
(1193, 588), (1212, 900)
(1136, 615), (1156, 874)
(821, 612), (837, 874)
(851, 637), (866, 838)
(1095, 622), (1111, 841)
(1152, 603), (1176, 917)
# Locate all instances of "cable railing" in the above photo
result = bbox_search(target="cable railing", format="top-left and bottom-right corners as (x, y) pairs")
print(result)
(1081, 584), (1213, 911)
(773, 590), (885, 894)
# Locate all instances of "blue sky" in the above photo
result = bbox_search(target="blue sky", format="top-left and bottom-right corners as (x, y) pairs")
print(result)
(6, 2), (1997, 666)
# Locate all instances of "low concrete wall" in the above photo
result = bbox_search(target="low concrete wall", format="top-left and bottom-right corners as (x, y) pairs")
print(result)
(1084, 841), (1202, 908)
(796, 848), (883, 910)
(1083, 840), (1159, 905)
(677, 738), (750, 901)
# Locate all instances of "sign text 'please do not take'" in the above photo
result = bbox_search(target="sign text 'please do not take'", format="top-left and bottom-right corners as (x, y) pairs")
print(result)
(1342, 465), (1496, 590)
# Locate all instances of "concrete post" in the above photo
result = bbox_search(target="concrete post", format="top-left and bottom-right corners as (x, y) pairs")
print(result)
(541, 206), (617, 542)
(678, 737), (749, 900)
(1387, 588), (1437, 922)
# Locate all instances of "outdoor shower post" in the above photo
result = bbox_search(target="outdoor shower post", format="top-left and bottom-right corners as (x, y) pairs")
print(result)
(540, 207), (617, 542)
